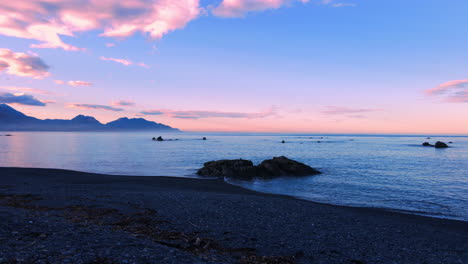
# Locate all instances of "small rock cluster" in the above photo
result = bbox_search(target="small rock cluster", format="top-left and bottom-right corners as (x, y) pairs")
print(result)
(422, 141), (449, 148)
(197, 156), (320, 180)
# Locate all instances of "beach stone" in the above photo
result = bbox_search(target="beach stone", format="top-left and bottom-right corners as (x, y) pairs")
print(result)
(197, 156), (320, 180)
(422, 142), (432, 146)
(156, 136), (164, 141)
(434, 141), (448, 148)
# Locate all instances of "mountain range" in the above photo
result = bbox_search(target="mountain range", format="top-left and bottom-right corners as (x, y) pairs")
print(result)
(0, 104), (180, 132)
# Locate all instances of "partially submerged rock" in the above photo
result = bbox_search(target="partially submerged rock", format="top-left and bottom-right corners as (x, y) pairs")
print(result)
(197, 159), (261, 180)
(197, 156), (320, 180)
(422, 141), (449, 148)
(258, 156), (321, 177)
(434, 141), (448, 148)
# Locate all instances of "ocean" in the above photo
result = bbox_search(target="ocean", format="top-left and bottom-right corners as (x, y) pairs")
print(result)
(1, 132), (467, 221)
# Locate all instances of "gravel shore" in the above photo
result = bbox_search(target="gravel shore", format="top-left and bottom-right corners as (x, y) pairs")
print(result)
(0, 167), (467, 264)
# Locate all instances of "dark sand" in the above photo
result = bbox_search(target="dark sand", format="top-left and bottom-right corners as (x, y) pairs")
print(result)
(0, 167), (466, 264)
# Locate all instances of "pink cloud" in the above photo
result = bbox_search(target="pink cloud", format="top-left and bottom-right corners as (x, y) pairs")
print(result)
(140, 107), (277, 119)
(212, 0), (309, 17)
(0, 86), (53, 95)
(112, 100), (135, 107)
(426, 79), (468, 95)
(68, 103), (123, 112)
(446, 90), (468, 103)
(331, 3), (356, 7)
(137, 62), (151, 69)
(55, 80), (92, 86)
(0, 0), (202, 51)
(100, 56), (149, 68)
(40, 99), (56, 104)
(100, 56), (133, 66)
(321, 106), (380, 117)
(106, 43), (116, 47)
(445, 91), (468, 103)
(0, 48), (50, 79)
(425, 79), (468, 103)
(68, 81), (92, 87)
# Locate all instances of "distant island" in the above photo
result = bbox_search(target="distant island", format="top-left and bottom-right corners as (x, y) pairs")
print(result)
(0, 104), (180, 132)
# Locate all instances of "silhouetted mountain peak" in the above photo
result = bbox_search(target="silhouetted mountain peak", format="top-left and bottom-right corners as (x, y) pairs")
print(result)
(71, 115), (102, 125)
(106, 117), (177, 130)
(0, 103), (27, 118)
(0, 103), (37, 122)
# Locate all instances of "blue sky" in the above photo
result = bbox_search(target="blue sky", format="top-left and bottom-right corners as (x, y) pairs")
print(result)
(0, 0), (467, 133)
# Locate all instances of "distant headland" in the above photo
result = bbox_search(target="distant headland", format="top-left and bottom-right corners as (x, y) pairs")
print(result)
(0, 104), (180, 132)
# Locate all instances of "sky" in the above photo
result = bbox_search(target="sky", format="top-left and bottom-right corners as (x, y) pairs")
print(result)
(0, 0), (467, 134)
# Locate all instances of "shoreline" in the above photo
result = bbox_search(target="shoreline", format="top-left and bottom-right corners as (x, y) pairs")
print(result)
(5, 166), (467, 223)
(1, 167), (467, 264)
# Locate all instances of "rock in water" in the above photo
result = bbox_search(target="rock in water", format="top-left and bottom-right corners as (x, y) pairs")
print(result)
(422, 142), (432, 146)
(197, 159), (261, 180)
(258, 156), (321, 177)
(202, 137), (207, 140)
(434, 141), (448, 148)
(156, 136), (164, 141)
(197, 156), (320, 180)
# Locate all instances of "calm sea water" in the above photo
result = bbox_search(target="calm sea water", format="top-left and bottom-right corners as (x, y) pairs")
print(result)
(0, 132), (467, 221)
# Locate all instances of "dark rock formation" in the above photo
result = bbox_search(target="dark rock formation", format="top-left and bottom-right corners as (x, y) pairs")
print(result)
(281, 140), (285, 144)
(434, 141), (448, 148)
(202, 137), (207, 140)
(422, 141), (449, 148)
(156, 136), (164, 141)
(197, 159), (261, 180)
(258, 156), (321, 177)
(197, 156), (320, 180)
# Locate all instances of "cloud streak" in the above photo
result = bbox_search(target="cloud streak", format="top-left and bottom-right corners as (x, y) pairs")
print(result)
(0, 0), (202, 51)
(68, 103), (124, 112)
(426, 79), (468, 103)
(0, 93), (46, 106)
(426, 79), (468, 95)
(100, 56), (133, 66)
(321, 106), (379, 117)
(212, 0), (309, 17)
(0, 48), (50, 79)
(100, 56), (148, 68)
(0, 86), (53, 95)
(112, 100), (135, 107)
(445, 91), (468, 103)
(55, 80), (93, 87)
(140, 107), (277, 119)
